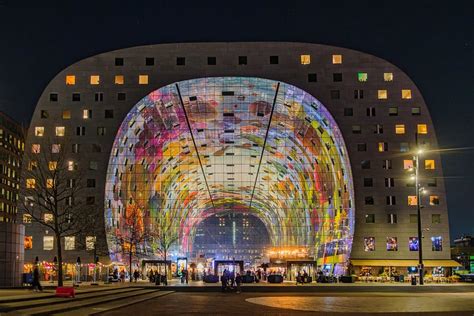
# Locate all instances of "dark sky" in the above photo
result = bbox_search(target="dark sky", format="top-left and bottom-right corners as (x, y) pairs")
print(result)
(0, 1), (472, 240)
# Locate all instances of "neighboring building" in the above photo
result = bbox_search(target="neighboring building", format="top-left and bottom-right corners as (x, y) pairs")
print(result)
(0, 111), (25, 286)
(452, 236), (474, 272)
(20, 43), (458, 278)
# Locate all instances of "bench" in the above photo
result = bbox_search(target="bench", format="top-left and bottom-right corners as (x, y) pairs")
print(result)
(55, 286), (75, 298)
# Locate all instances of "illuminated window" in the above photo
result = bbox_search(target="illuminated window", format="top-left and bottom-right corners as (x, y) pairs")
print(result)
(26, 179), (35, 188)
(48, 161), (57, 171)
(67, 161), (77, 171)
(23, 214), (32, 224)
(417, 124), (428, 134)
(430, 196), (439, 206)
(300, 54), (310, 65)
(395, 124), (405, 134)
(139, 75), (149, 85)
(431, 236), (442, 251)
(43, 236), (54, 250)
(401, 89), (412, 99)
(44, 213), (53, 223)
(364, 237), (375, 251)
(24, 236), (33, 249)
(83, 109), (92, 119)
(432, 214), (441, 224)
(62, 110), (71, 119)
(65, 75), (75, 85)
(409, 237), (419, 251)
(378, 90), (388, 99)
(46, 178), (54, 189)
(358, 72), (368, 82)
(386, 237), (398, 251)
(28, 161), (38, 170)
(35, 127), (44, 137)
(86, 236), (96, 250)
(384, 72), (393, 82)
(408, 195), (418, 206)
(332, 54), (342, 64)
(31, 144), (40, 154)
(55, 126), (65, 136)
(52, 144), (61, 153)
(403, 159), (414, 170)
(378, 142), (388, 152)
(115, 75), (124, 85)
(64, 236), (75, 250)
(425, 159), (435, 170)
(90, 75), (100, 85)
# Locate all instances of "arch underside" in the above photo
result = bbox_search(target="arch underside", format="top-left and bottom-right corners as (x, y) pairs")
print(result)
(105, 77), (354, 269)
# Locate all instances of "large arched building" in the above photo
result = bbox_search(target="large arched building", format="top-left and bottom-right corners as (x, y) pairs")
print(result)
(20, 42), (457, 278)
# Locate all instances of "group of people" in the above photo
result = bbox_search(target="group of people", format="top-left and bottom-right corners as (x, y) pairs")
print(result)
(296, 270), (310, 284)
(220, 269), (242, 293)
(147, 269), (168, 285)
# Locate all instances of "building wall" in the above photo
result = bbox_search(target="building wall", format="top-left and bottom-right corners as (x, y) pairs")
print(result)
(21, 42), (450, 264)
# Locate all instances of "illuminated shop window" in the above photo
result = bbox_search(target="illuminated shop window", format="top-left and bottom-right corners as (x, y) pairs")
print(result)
(365, 214), (375, 223)
(46, 179), (54, 189)
(90, 75), (100, 85)
(62, 110), (71, 119)
(43, 236), (54, 250)
(364, 237), (375, 251)
(24, 236), (33, 249)
(430, 196), (440, 206)
(48, 161), (57, 171)
(403, 159), (414, 170)
(83, 109), (92, 119)
(401, 89), (412, 99)
(65, 236), (75, 250)
(65, 75), (75, 85)
(31, 144), (40, 154)
(431, 236), (442, 251)
(23, 214), (32, 224)
(409, 237), (419, 251)
(408, 195), (418, 206)
(386, 237), (398, 251)
(26, 179), (35, 189)
(378, 142), (388, 152)
(358, 72), (368, 82)
(384, 72), (393, 82)
(139, 75), (149, 85)
(35, 127), (44, 137)
(432, 214), (441, 224)
(115, 75), (124, 85)
(417, 124), (428, 134)
(332, 54), (342, 64)
(55, 126), (65, 137)
(425, 159), (435, 170)
(300, 55), (310, 65)
(378, 90), (388, 99)
(395, 124), (405, 134)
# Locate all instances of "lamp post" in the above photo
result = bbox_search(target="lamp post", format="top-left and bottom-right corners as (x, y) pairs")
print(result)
(413, 139), (425, 285)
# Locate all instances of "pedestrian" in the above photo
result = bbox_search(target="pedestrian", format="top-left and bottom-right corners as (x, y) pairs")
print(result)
(133, 270), (139, 283)
(221, 269), (228, 292)
(235, 273), (242, 294)
(32, 266), (43, 292)
(185, 269), (189, 284)
(120, 270), (125, 283)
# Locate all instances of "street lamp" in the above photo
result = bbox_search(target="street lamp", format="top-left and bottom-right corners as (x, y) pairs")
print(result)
(412, 142), (425, 285)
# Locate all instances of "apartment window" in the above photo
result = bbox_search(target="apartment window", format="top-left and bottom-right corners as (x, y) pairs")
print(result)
(385, 177), (394, 187)
(176, 57), (185, 65)
(72, 93), (80, 102)
(72, 144), (80, 153)
(95, 92), (104, 102)
(139, 75), (149, 85)
(90, 75), (100, 85)
(300, 54), (310, 65)
(65, 75), (75, 85)
(400, 142), (410, 152)
(105, 109), (114, 118)
(404, 159), (414, 170)
(76, 126), (86, 136)
(55, 126), (65, 137)
(332, 54), (342, 64)
(417, 124), (428, 134)
(357, 72), (368, 82)
(81, 109), (91, 119)
(60, 110), (71, 120)
(378, 90), (388, 99)
(357, 143), (367, 151)
(383, 159), (392, 170)
(23, 214), (32, 224)
(378, 142), (388, 152)
(91, 144), (102, 152)
(361, 160), (371, 169)
(408, 195), (418, 206)
(26, 179), (35, 188)
(401, 89), (412, 99)
(40, 110), (49, 118)
(43, 236), (54, 250)
(115, 75), (124, 85)
(354, 89), (364, 99)
(52, 144), (61, 153)
(269, 56), (279, 64)
(68, 179), (76, 188)
(363, 178), (373, 187)
(333, 73), (343, 82)
(238, 56), (247, 65)
(374, 124), (383, 134)
(430, 196), (440, 206)
(87, 179), (96, 188)
(364, 237), (375, 251)
(387, 237), (398, 251)
(386, 195), (396, 205)
(352, 125), (362, 134)
(28, 161), (38, 171)
(411, 107), (421, 115)
(46, 178), (54, 189)
(31, 144), (41, 153)
(145, 57), (154, 66)
(97, 127), (106, 136)
(424, 159), (435, 170)
(308, 73), (317, 82)
(50, 93), (58, 102)
(388, 213), (397, 224)
(431, 236), (443, 251)
(86, 236), (96, 250)
(44, 213), (53, 223)
(207, 56), (216, 65)
(86, 196), (95, 205)
(432, 214), (441, 224)
(389, 107), (398, 116)
(427, 178), (438, 187)
(384, 72), (393, 82)
(115, 57), (124, 66)
(365, 214), (375, 223)
(344, 108), (353, 116)
(48, 161), (57, 171)
(409, 237), (419, 251)
(395, 124), (405, 134)
(89, 161), (98, 170)
(67, 161), (77, 171)
(117, 93), (126, 101)
(35, 127), (44, 137)
(330, 90), (340, 99)
(364, 196), (374, 205)
(64, 236), (75, 250)
(366, 107), (375, 116)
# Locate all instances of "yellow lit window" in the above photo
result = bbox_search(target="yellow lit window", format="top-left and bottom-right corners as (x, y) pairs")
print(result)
(23, 214), (32, 224)
(26, 179), (35, 189)
(28, 161), (38, 170)
(44, 213), (53, 223)
(65, 75), (76, 85)
(378, 90), (387, 99)
(332, 54), (342, 64)
(24, 236), (32, 249)
(395, 124), (405, 134)
(378, 142), (387, 152)
(430, 196), (439, 206)
(417, 124), (428, 134)
(52, 144), (61, 153)
(139, 75), (149, 85)
(425, 159), (435, 170)
(115, 75), (124, 85)
(384, 72), (393, 82)
(403, 159), (414, 170)
(300, 55), (311, 65)
(46, 178), (54, 189)
(402, 89), (412, 99)
(67, 161), (76, 171)
(55, 126), (65, 137)
(31, 144), (40, 154)
(90, 75), (100, 85)
(35, 127), (44, 137)
(48, 161), (57, 171)
(408, 195), (418, 206)
(83, 109), (91, 119)
(62, 110), (71, 119)
(65, 236), (75, 250)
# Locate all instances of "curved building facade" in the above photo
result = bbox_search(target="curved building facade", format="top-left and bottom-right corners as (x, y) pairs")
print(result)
(20, 43), (453, 277)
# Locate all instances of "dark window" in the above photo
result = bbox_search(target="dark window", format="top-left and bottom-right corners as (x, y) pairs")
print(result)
(72, 93), (80, 102)
(365, 197), (374, 205)
(49, 93), (58, 102)
(412, 107), (421, 115)
(354, 89), (364, 99)
(105, 109), (114, 118)
(432, 214), (441, 224)
(40, 110), (49, 119)
(91, 144), (101, 153)
(388, 213), (397, 224)
(427, 178), (438, 187)
(330, 90), (340, 99)
(308, 73), (317, 82)
(333, 73), (343, 82)
(115, 57), (124, 66)
(76, 126), (85, 136)
(95, 92), (103, 102)
(97, 127), (106, 136)
(238, 56), (247, 65)
(269, 56), (279, 64)
(366, 107), (376, 116)
(374, 124), (383, 134)
(117, 93), (126, 101)
(344, 108), (353, 116)
(385, 177), (395, 187)
(389, 107), (398, 116)
(87, 179), (96, 188)
(176, 57), (185, 66)
(386, 196), (396, 205)
(365, 214), (375, 223)
(361, 160), (371, 169)
(363, 178), (373, 187)
(72, 144), (80, 153)
(207, 57), (216, 65)
(145, 57), (154, 66)
(357, 143), (367, 151)
(352, 125), (362, 134)
(86, 196), (95, 205)
(409, 214), (418, 224)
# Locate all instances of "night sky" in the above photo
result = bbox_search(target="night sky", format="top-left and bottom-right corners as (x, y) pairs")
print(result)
(0, 1), (472, 241)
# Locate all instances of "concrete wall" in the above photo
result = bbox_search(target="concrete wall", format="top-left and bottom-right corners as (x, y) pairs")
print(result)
(0, 222), (24, 287)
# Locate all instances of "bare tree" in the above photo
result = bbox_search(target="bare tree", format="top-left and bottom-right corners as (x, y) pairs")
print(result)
(150, 213), (179, 279)
(20, 138), (88, 287)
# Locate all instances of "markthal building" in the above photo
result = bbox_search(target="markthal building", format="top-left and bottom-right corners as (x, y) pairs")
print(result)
(20, 43), (458, 280)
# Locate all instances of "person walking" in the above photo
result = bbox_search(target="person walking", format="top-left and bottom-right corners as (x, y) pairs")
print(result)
(221, 269), (228, 292)
(32, 266), (43, 292)
(235, 273), (242, 294)
(133, 270), (139, 283)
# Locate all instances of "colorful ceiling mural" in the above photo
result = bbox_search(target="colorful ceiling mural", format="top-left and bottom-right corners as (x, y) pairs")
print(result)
(105, 77), (354, 269)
